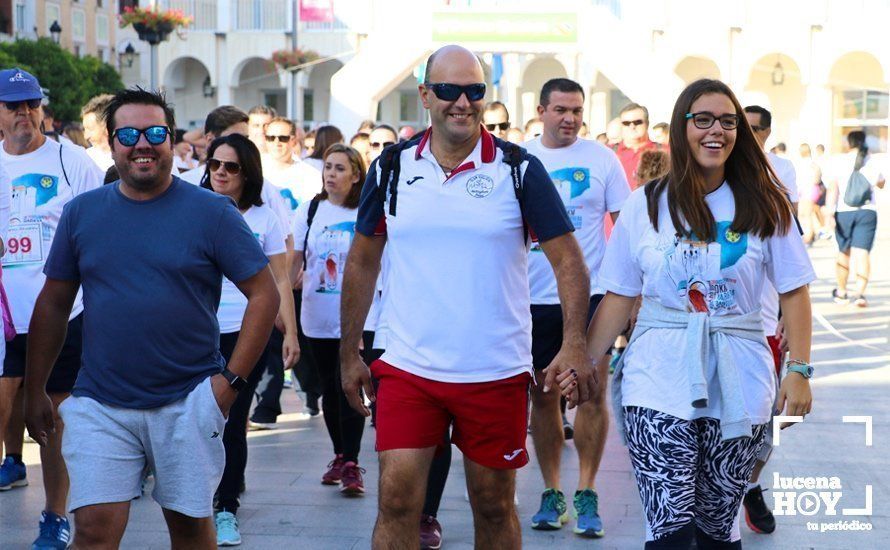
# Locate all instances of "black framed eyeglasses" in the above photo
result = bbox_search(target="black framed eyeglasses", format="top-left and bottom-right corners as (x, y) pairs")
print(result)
(424, 82), (486, 102)
(113, 126), (171, 146)
(685, 112), (739, 131)
(265, 134), (292, 143)
(207, 158), (241, 175)
(2, 99), (41, 111)
(370, 141), (395, 149)
(485, 122), (510, 132)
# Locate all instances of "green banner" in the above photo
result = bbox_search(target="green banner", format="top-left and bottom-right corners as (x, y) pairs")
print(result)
(432, 12), (577, 43)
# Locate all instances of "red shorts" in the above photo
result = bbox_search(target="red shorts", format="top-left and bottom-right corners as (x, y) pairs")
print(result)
(767, 335), (782, 377)
(370, 360), (531, 470)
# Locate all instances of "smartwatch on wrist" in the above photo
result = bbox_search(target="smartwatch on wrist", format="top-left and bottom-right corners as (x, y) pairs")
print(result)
(220, 368), (247, 392)
(785, 360), (814, 379)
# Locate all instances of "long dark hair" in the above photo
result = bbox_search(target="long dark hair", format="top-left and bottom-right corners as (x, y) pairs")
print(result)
(847, 130), (868, 171)
(200, 134), (264, 210)
(317, 144), (366, 209)
(645, 79), (792, 241)
(308, 125), (344, 160)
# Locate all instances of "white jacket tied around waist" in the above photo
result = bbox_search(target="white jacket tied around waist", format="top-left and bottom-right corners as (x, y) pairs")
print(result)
(611, 299), (768, 444)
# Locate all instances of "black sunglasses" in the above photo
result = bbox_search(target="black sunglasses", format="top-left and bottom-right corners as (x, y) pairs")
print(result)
(2, 98), (42, 111)
(621, 119), (646, 127)
(113, 126), (171, 147)
(370, 141), (395, 149)
(485, 122), (510, 132)
(425, 82), (486, 102)
(207, 158), (241, 175)
(685, 112), (740, 131)
(265, 134), (292, 143)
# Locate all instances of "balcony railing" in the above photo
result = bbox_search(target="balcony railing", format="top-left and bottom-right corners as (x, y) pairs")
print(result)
(232, 0), (289, 31)
(160, 0), (218, 31)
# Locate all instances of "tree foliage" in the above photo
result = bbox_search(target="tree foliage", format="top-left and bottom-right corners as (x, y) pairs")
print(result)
(0, 38), (123, 122)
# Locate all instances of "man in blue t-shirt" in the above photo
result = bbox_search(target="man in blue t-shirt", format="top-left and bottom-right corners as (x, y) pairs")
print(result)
(23, 88), (280, 548)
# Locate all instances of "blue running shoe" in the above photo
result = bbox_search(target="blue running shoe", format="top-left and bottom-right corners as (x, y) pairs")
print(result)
(573, 489), (605, 537)
(0, 456), (27, 490)
(31, 511), (71, 549)
(215, 511), (242, 546)
(531, 488), (568, 530)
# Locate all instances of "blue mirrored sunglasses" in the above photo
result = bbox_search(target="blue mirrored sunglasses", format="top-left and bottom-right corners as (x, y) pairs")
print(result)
(113, 126), (171, 147)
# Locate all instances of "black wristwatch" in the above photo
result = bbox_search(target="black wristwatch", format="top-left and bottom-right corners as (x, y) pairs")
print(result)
(220, 368), (247, 392)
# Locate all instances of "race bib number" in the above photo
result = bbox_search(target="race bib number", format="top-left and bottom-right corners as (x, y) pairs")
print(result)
(3, 222), (44, 266)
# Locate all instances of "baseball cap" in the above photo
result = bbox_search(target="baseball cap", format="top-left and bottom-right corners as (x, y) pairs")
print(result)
(0, 68), (44, 102)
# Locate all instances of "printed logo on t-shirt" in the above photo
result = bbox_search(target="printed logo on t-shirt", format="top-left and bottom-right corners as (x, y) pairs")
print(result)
(279, 188), (299, 211)
(531, 167), (590, 253)
(3, 173), (60, 267)
(312, 221), (355, 294)
(664, 221), (748, 314)
(466, 174), (494, 198)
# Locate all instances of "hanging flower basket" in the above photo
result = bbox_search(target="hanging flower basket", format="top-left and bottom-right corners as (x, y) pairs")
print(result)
(119, 7), (192, 45)
(271, 48), (321, 71)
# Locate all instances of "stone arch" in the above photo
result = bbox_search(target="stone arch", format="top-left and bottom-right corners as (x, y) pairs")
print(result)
(742, 53), (807, 148)
(162, 56), (214, 130)
(231, 57), (287, 115)
(674, 56), (722, 84)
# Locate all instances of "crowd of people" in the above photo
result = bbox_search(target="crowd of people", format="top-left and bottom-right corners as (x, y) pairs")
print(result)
(0, 41), (884, 549)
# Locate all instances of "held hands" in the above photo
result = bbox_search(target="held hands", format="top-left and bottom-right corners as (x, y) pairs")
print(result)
(24, 392), (55, 447)
(211, 374), (237, 418)
(777, 372), (813, 429)
(341, 353), (375, 417)
(543, 345), (596, 409)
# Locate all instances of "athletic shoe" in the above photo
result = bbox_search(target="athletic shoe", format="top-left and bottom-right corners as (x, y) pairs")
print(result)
(531, 488), (569, 530)
(31, 511), (71, 549)
(248, 420), (276, 431)
(0, 456), (27, 490)
(215, 511), (242, 546)
(573, 489), (605, 538)
(743, 485), (776, 534)
(832, 289), (849, 304)
(562, 413), (574, 440)
(340, 461), (366, 495)
(420, 514), (443, 550)
(854, 295), (868, 308)
(282, 370), (294, 389)
(321, 455), (345, 485)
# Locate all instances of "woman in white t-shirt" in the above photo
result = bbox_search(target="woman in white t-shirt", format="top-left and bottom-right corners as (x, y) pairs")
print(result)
(200, 134), (299, 545)
(292, 144), (369, 496)
(827, 131), (886, 307)
(584, 79), (815, 548)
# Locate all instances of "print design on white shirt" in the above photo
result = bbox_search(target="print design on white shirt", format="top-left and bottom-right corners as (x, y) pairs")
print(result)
(311, 221), (355, 294)
(531, 166), (590, 252)
(663, 222), (747, 314)
(7, 173), (60, 266)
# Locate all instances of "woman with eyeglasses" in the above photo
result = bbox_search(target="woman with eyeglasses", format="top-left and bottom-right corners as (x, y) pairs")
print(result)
(199, 134), (300, 546)
(584, 79), (815, 548)
(292, 144), (370, 496)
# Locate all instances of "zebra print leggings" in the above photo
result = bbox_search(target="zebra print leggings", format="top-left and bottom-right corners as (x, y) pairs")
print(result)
(624, 406), (768, 545)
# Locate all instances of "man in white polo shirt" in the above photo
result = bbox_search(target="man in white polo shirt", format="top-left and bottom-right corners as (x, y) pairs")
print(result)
(525, 78), (630, 538)
(339, 45), (593, 549)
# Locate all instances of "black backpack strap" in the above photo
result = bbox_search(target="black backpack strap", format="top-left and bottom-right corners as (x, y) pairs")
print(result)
(301, 197), (321, 268)
(58, 143), (71, 188)
(376, 136), (423, 217)
(499, 141), (527, 243)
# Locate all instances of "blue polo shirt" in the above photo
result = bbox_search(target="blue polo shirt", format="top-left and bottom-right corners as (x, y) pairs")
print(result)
(44, 177), (269, 408)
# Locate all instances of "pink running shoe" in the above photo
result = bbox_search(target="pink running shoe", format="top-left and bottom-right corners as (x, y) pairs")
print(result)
(321, 455), (345, 485)
(420, 514), (443, 549)
(339, 461), (366, 495)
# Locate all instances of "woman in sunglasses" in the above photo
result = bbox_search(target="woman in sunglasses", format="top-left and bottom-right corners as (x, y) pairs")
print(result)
(584, 79), (815, 548)
(292, 144), (369, 495)
(199, 133), (299, 546)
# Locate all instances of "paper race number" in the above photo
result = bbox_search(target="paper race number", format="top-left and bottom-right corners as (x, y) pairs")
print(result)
(3, 222), (44, 266)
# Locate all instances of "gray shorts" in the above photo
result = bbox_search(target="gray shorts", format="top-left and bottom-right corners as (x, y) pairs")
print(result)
(59, 377), (226, 517)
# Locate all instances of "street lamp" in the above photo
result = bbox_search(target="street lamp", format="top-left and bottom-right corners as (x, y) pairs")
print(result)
(49, 20), (62, 44)
(120, 43), (136, 68)
(771, 60), (785, 86)
(202, 76), (215, 98)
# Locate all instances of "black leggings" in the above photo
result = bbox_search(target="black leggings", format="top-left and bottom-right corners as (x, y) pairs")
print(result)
(306, 337), (365, 463)
(216, 331), (269, 514)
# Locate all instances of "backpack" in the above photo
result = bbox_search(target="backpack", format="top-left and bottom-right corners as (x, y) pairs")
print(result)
(375, 135), (528, 240)
(843, 170), (871, 208)
(301, 197), (321, 269)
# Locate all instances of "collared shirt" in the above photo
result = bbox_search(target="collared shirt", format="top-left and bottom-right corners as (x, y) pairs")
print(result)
(614, 139), (661, 190)
(356, 127), (573, 382)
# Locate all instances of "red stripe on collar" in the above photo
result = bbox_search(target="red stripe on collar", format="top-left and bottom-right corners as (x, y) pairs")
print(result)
(415, 128), (433, 160)
(480, 126), (495, 163)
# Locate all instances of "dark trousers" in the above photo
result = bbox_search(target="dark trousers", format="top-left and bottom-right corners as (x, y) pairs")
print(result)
(251, 327), (284, 423)
(216, 331), (268, 513)
(305, 337), (365, 463)
(292, 289), (321, 398)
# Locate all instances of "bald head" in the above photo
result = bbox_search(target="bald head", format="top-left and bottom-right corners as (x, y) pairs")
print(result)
(424, 45), (484, 83)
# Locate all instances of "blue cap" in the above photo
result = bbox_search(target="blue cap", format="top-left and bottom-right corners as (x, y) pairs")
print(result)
(0, 68), (44, 102)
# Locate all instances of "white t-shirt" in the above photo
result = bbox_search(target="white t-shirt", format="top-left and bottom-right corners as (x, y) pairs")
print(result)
(1, 139), (104, 331)
(599, 183), (815, 425)
(86, 146), (114, 172)
(761, 153), (800, 336)
(180, 165), (294, 237)
(0, 164), (11, 247)
(827, 151), (885, 212)
(293, 199), (357, 339)
(217, 205), (286, 333)
(524, 137), (629, 302)
(261, 157), (323, 227)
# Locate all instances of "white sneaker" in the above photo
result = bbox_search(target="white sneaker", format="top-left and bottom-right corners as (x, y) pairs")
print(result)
(215, 511), (242, 546)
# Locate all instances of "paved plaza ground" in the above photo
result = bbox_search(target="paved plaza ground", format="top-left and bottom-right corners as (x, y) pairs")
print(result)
(3, 206), (889, 549)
